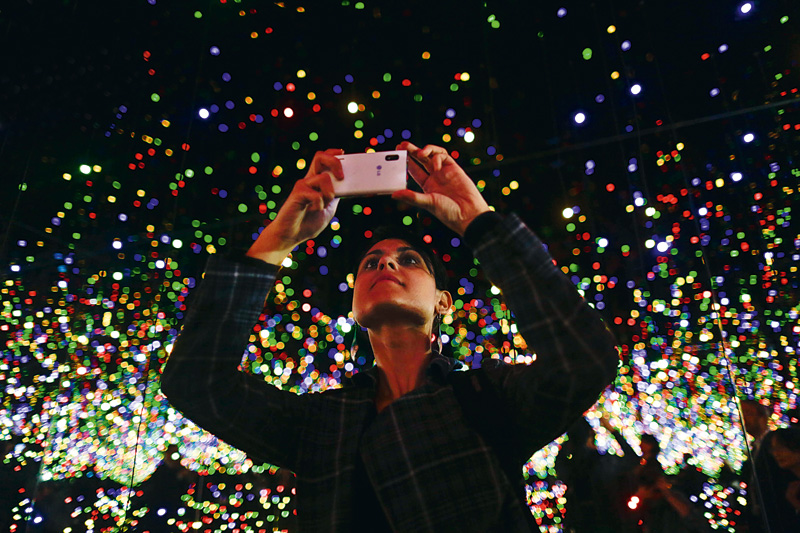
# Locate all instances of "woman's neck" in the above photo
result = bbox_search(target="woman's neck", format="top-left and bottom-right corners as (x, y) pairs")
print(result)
(368, 324), (433, 411)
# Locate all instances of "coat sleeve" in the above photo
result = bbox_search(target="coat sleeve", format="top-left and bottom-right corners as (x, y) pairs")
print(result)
(462, 212), (620, 461)
(160, 254), (308, 469)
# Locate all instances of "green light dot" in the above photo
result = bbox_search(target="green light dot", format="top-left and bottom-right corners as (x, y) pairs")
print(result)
(251, 152), (261, 163)
(271, 185), (281, 194)
(292, 141), (300, 150)
(414, 94), (423, 102)
(154, 138), (162, 146)
(83, 195), (92, 202)
(353, 204), (363, 214)
(151, 93), (161, 102)
(185, 169), (195, 178)
(204, 166), (213, 175)
(383, 73), (392, 82)
(449, 84), (459, 92)
(781, 16), (789, 24)
(113, 181), (121, 189)
(194, 11), (203, 18)
(309, 132), (319, 141)
(355, 2), (365, 8)
(582, 48), (593, 60)
(566, 223), (576, 232)
(491, 20), (500, 29)
(238, 203), (248, 213)
(354, 120), (364, 128)
(72, 232), (81, 240)
(765, 45), (773, 52)
(218, 237), (227, 245)
(402, 216), (413, 226)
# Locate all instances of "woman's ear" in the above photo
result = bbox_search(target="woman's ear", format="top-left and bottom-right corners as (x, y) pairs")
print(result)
(436, 290), (453, 316)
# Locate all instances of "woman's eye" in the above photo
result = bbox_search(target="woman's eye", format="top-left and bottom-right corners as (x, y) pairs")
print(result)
(401, 254), (419, 265)
(363, 258), (378, 269)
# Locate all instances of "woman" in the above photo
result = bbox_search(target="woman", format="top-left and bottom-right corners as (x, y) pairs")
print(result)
(161, 142), (619, 531)
(767, 427), (800, 532)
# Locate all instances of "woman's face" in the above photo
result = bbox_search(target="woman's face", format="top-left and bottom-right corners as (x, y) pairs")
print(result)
(352, 239), (449, 330)
(771, 438), (800, 471)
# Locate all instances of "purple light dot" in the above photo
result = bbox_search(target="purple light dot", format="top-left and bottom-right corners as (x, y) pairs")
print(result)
(472, 118), (482, 128)
(210, 46), (220, 56)
(345, 74), (354, 83)
(273, 82), (283, 91)
(456, 128), (466, 137)
(445, 108), (456, 118)
(222, 72), (231, 82)
(218, 124), (229, 132)
(219, 190), (228, 198)
(595, 94), (605, 103)
(333, 85), (342, 94)
(401, 129), (411, 139)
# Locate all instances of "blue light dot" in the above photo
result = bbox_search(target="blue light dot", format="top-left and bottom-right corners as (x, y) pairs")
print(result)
(333, 85), (342, 94)
(273, 82), (283, 91)
(472, 118), (482, 128)
(210, 46), (220, 56)
(222, 72), (231, 82)
(595, 94), (605, 103)
(401, 129), (412, 139)
(446, 108), (456, 118)
(345, 74), (354, 83)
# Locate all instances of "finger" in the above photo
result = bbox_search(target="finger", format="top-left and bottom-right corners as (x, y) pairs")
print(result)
(312, 151), (344, 180)
(300, 173), (336, 203)
(391, 189), (435, 211)
(406, 157), (431, 189)
(396, 141), (420, 153)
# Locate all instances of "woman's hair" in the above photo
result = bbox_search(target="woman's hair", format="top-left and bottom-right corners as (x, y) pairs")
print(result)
(353, 225), (449, 291)
(771, 426), (800, 452)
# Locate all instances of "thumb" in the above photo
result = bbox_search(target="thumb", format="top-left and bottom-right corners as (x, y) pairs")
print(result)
(391, 189), (435, 211)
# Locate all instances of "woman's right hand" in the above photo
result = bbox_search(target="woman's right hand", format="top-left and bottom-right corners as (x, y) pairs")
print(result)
(247, 149), (344, 265)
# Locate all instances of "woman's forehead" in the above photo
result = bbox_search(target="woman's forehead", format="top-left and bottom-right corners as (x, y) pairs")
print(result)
(366, 238), (412, 254)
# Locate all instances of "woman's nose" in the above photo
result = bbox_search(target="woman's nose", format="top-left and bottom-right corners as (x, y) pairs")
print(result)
(378, 256), (398, 270)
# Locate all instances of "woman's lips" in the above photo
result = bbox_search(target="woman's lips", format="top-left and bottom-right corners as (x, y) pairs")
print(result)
(372, 274), (403, 288)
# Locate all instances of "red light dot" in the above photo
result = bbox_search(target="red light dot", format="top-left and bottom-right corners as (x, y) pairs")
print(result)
(249, 166), (257, 174)
(303, 289), (312, 298)
(286, 83), (296, 92)
(364, 230), (373, 238)
(701, 53), (710, 60)
(363, 207), (372, 215)
(265, 27), (273, 33)
(181, 143), (190, 151)
(312, 104), (321, 112)
(402, 79), (411, 87)
(423, 234), (433, 244)
(271, 109), (279, 117)
(369, 137), (378, 146)
(450, 151), (459, 159)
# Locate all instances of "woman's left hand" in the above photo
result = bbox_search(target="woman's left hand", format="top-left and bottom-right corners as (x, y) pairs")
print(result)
(392, 142), (490, 236)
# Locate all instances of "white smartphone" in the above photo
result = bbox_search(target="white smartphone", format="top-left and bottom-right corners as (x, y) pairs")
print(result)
(333, 150), (407, 197)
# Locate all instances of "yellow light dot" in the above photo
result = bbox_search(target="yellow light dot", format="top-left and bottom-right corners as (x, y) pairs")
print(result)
(607, 25), (616, 33)
(297, 69), (306, 78)
(273, 165), (283, 176)
(250, 31), (258, 39)
(354, 130), (363, 139)
(422, 51), (431, 59)
(372, 90), (380, 99)
(297, 159), (307, 170)
(146, 225), (155, 232)
(510, 180), (519, 190)
(442, 133), (452, 142)
(63, 173), (72, 181)
(137, 190), (146, 197)
(161, 120), (170, 127)
(461, 72), (470, 81)
(307, 92), (316, 100)
(107, 196), (117, 203)
(165, 149), (174, 156)
(611, 71), (620, 79)
(676, 142), (685, 150)
(245, 96), (253, 104)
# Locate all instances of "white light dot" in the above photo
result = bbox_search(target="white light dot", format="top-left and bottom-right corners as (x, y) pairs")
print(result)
(743, 133), (755, 143)
(698, 207), (708, 216)
(347, 102), (359, 114)
(283, 107), (294, 118)
(630, 84), (642, 95)
(557, 7), (567, 18)
(730, 172), (743, 182)
(573, 112), (586, 124)
(464, 131), (475, 143)
(198, 108), (210, 119)
(656, 241), (670, 252)
(740, 3), (752, 15)
(112, 241), (122, 249)
(562, 207), (575, 219)
(598, 238), (609, 248)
